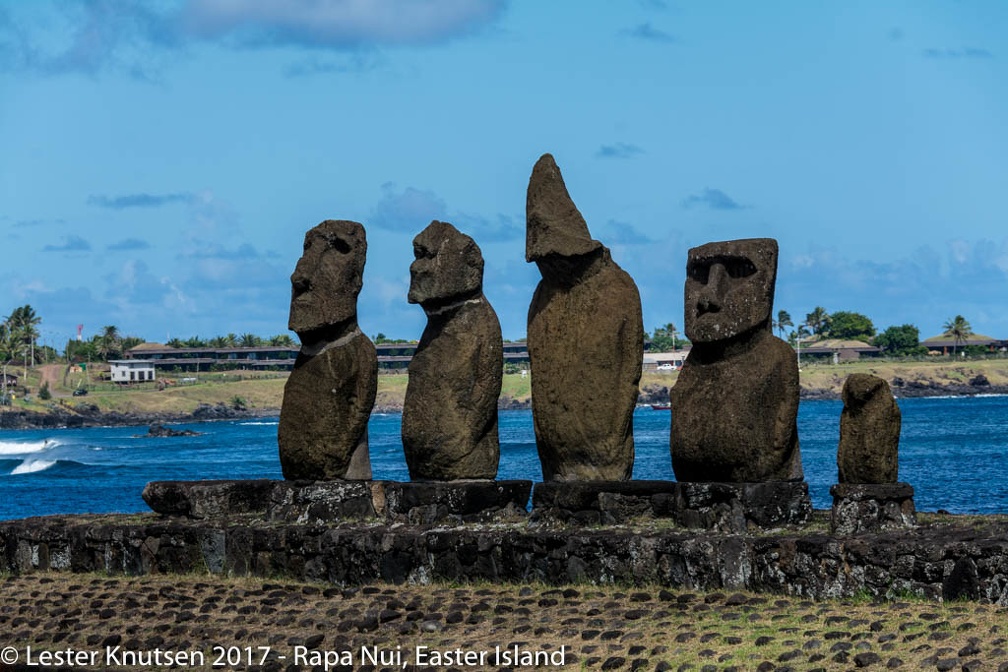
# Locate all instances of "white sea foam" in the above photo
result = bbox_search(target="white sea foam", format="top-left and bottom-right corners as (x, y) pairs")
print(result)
(11, 459), (57, 475)
(239, 421), (279, 426)
(0, 439), (58, 456)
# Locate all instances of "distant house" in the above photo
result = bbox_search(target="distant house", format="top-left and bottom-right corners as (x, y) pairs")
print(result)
(643, 350), (689, 371)
(799, 338), (881, 362)
(125, 343), (300, 372)
(922, 334), (1005, 355)
(109, 359), (156, 383)
(0, 372), (18, 388)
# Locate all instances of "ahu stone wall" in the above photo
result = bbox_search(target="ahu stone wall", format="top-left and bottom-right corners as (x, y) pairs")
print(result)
(3, 514), (1008, 605)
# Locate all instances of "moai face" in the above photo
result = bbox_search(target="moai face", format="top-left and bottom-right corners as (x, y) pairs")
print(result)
(288, 220), (366, 335)
(408, 221), (483, 307)
(684, 238), (778, 344)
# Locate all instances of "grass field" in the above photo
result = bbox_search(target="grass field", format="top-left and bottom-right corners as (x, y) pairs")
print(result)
(3, 357), (1008, 419)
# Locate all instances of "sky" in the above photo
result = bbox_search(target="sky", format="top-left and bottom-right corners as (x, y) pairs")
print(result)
(1, 1), (1006, 350)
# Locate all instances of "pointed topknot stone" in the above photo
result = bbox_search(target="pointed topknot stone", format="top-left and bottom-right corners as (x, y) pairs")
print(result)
(526, 153), (602, 262)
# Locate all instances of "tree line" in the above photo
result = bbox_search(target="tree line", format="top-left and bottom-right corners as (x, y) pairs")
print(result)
(646, 310), (979, 357)
(1, 304), (299, 366)
(0, 303), (986, 369)
(769, 308), (976, 356)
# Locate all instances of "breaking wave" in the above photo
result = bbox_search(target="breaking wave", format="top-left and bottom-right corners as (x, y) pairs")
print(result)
(0, 439), (58, 456)
(10, 459), (58, 475)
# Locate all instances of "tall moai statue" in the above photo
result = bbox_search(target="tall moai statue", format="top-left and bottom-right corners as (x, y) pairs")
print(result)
(837, 373), (901, 483)
(670, 238), (803, 482)
(402, 220), (503, 480)
(526, 153), (644, 481)
(278, 220), (377, 480)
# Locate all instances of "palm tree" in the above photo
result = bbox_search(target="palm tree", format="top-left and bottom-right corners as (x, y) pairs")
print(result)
(774, 310), (793, 339)
(794, 324), (810, 367)
(97, 325), (121, 361)
(942, 315), (973, 356)
(269, 334), (295, 347)
(805, 306), (830, 338)
(166, 337), (186, 349)
(7, 305), (41, 366)
(240, 333), (261, 348)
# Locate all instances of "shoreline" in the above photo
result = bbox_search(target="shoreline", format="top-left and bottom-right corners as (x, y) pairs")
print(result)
(2, 384), (1007, 430)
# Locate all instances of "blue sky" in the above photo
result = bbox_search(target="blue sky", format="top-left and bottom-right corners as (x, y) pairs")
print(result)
(1, 1), (1006, 349)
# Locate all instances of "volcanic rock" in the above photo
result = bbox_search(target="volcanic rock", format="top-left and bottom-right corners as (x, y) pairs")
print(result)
(402, 221), (503, 480)
(670, 238), (803, 482)
(525, 154), (643, 481)
(278, 220), (376, 480)
(837, 373), (901, 483)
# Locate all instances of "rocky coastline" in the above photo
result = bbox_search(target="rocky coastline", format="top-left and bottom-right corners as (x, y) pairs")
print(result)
(0, 401), (275, 431)
(1, 378), (1004, 429)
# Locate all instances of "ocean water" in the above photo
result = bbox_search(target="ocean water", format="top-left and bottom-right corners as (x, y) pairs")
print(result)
(1, 396), (1006, 520)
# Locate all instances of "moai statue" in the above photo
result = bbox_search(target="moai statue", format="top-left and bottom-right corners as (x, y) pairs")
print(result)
(401, 220), (503, 480)
(837, 374), (901, 483)
(670, 238), (803, 482)
(278, 220), (377, 480)
(526, 153), (644, 481)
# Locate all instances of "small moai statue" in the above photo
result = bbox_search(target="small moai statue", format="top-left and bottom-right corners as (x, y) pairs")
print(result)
(401, 220), (503, 480)
(526, 153), (644, 481)
(670, 238), (803, 482)
(837, 373), (901, 483)
(278, 220), (377, 480)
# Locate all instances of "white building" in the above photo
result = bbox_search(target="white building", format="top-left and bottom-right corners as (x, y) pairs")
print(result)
(109, 359), (156, 383)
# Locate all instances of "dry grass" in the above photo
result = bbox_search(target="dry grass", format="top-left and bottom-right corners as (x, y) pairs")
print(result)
(2, 572), (1006, 670)
(6, 359), (1008, 420)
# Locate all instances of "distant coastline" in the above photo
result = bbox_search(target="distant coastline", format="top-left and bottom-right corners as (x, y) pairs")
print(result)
(2, 360), (1008, 429)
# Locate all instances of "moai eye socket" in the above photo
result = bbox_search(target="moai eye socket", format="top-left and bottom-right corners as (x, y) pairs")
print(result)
(326, 235), (352, 254)
(723, 256), (756, 279)
(687, 260), (711, 284)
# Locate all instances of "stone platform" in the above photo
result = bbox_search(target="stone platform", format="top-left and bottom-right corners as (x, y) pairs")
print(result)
(142, 479), (533, 525)
(4, 511), (1008, 603)
(531, 480), (812, 532)
(830, 482), (916, 535)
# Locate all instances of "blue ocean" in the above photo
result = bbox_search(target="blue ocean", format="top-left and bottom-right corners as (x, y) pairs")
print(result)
(1, 396), (1007, 521)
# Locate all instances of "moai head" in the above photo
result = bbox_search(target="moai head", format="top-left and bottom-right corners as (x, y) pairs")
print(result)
(684, 238), (778, 344)
(526, 153), (602, 282)
(408, 221), (484, 308)
(288, 219), (367, 335)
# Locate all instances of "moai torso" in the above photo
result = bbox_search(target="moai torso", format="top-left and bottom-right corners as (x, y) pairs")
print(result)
(278, 219), (376, 480)
(670, 238), (803, 482)
(402, 221), (503, 480)
(525, 154), (643, 481)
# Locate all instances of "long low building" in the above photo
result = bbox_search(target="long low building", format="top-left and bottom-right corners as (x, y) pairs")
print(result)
(125, 341), (531, 372)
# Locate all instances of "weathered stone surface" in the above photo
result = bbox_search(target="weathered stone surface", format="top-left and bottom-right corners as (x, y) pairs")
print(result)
(375, 480), (532, 525)
(6, 511), (1008, 603)
(526, 153), (644, 481)
(269, 480), (377, 524)
(838, 373), (901, 483)
(143, 479), (532, 526)
(142, 479), (275, 518)
(279, 219), (377, 480)
(670, 238), (802, 482)
(532, 481), (811, 531)
(830, 483), (916, 535)
(402, 221), (503, 480)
